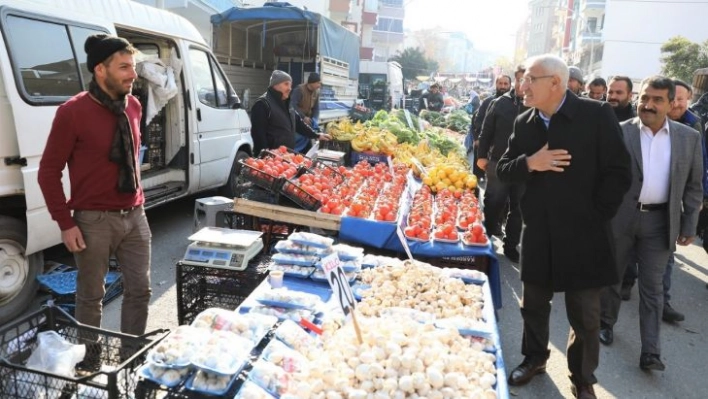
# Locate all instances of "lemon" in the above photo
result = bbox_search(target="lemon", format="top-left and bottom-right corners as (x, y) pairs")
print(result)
(423, 176), (433, 186)
(465, 175), (478, 189)
(448, 171), (460, 183)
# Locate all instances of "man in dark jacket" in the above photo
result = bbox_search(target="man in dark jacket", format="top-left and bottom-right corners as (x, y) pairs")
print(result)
(418, 83), (444, 112)
(498, 54), (631, 399)
(607, 76), (635, 122)
(470, 75), (512, 181)
(476, 66), (528, 262)
(250, 70), (329, 155)
(585, 77), (607, 101)
(291, 72), (322, 153)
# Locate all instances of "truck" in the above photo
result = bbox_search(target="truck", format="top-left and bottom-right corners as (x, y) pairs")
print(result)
(210, 2), (360, 124)
(358, 60), (404, 111)
(0, 0), (254, 324)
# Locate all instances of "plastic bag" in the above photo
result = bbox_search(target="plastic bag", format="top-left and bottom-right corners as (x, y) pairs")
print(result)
(26, 331), (86, 377)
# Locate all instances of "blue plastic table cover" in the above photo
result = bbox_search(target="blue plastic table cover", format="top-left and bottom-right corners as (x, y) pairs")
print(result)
(338, 173), (502, 309)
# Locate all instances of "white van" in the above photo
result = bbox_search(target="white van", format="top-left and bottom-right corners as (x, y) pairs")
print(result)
(0, 0), (254, 323)
(359, 60), (404, 110)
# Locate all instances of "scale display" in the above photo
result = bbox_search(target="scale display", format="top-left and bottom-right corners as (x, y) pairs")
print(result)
(182, 227), (264, 270)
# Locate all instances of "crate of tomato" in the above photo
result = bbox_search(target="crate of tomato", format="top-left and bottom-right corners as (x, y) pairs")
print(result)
(276, 162), (345, 212)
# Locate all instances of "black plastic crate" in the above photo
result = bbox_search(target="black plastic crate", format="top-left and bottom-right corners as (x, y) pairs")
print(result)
(237, 161), (280, 191)
(276, 179), (322, 211)
(0, 306), (167, 399)
(176, 254), (270, 326)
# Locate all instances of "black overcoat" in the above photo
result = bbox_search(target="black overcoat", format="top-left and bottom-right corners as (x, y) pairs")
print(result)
(496, 92), (632, 291)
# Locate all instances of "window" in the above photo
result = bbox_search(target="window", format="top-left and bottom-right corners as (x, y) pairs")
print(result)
(587, 17), (597, 33)
(380, 0), (403, 7)
(189, 48), (235, 109)
(373, 17), (403, 34)
(3, 15), (105, 102)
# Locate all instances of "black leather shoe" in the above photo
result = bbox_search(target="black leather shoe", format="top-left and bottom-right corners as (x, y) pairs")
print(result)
(599, 325), (613, 345)
(620, 284), (632, 301)
(571, 383), (597, 399)
(507, 358), (547, 386)
(504, 246), (520, 263)
(662, 303), (685, 323)
(639, 353), (665, 371)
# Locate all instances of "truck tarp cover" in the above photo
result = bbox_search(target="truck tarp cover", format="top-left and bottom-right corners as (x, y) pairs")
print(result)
(211, 2), (360, 78)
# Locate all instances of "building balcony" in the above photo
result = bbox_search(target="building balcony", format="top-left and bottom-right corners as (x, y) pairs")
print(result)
(360, 47), (375, 60)
(579, 30), (602, 43)
(581, 0), (605, 12)
(372, 30), (404, 43)
(379, 0), (404, 8)
(329, 0), (351, 13)
(362, 11), (378, 25)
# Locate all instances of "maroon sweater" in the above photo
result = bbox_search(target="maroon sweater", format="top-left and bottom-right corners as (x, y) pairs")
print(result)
(38, 92), (144, 231)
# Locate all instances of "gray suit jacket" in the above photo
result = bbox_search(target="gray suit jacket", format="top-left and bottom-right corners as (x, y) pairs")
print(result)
(612, 117), (704, 250)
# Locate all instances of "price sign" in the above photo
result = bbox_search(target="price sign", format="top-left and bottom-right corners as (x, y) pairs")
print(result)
(321, 254), (356, 317)
(387, 156), (395, 177)
(403, 109), (416, 130)
(321, 253), (363, 344)
(396, 225), (415, 260)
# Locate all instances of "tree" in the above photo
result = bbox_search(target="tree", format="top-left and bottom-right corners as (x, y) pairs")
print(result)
(494, 56), (516, 76)
(389, 47), (439, 81)
(660, 36), (708, 83)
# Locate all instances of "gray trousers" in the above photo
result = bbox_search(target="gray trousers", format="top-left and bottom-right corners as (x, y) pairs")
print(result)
(74, 207), (152, 336)
(600, 209), (670, 354)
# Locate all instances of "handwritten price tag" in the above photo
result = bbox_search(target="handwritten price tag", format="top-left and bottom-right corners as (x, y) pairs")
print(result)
(396, 225), (415, 260)
(321, 254), (356, 317)
(403, 109), (416, 130)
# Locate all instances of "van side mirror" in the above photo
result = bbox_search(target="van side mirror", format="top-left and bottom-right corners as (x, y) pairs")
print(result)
(228, 94), (242, 109)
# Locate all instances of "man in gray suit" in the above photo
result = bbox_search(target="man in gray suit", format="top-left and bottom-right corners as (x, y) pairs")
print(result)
(599, 76), (704, 371)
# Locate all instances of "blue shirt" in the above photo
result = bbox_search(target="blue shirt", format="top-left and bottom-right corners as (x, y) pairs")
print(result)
(538, 94), (567, 129)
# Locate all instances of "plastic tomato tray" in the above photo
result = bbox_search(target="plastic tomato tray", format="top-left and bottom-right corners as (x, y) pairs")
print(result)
(0, 306), (167, 399)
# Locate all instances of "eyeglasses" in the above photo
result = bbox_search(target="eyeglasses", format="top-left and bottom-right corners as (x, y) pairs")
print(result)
(520, 75), (554, 85)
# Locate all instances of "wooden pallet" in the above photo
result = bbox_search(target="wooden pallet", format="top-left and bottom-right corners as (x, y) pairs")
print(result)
(233, 198), (341, 231)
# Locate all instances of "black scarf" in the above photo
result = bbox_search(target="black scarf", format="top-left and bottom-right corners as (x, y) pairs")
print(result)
(89, 79), (138, 193)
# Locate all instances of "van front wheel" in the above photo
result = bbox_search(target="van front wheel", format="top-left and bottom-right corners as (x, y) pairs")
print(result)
(221, 150), (250, 198)
(0, 216), (42, 324)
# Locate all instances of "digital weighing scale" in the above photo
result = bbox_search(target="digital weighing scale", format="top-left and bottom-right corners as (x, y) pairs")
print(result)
(182, 227), (264, 270)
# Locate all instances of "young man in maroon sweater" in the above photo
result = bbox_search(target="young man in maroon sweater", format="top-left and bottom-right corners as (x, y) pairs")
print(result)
(38, 34), (152, 337)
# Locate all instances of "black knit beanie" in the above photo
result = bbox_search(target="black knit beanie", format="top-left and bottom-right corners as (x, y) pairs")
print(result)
(85, 34), (131, 73)
(307, 72), (321, 84)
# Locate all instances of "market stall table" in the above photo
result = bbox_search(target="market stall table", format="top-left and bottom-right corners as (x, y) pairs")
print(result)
(140, 255), (509, 399)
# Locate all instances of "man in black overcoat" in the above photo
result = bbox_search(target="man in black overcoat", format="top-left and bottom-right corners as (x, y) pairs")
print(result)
(497, 54), (632, 399)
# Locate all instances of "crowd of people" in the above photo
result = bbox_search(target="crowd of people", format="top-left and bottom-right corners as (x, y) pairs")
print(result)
(469, 54), (707, 398)
(33, 32), (707, 398)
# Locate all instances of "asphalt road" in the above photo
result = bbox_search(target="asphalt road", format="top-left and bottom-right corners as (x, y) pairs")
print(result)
(29, 192), (708, 398)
